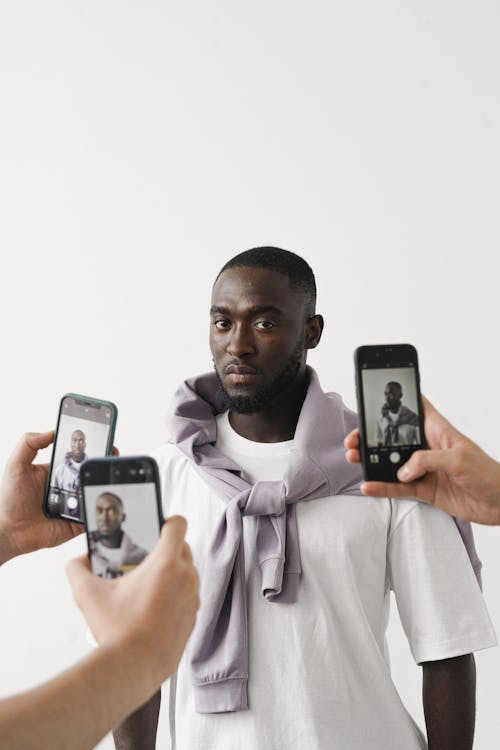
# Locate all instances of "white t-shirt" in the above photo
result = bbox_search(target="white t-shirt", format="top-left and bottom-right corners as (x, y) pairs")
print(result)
(153, 411), (496, 750)
(95, 543), (122, 564)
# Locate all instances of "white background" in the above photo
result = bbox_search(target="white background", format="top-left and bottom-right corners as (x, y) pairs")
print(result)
(0, 2), (498, 748)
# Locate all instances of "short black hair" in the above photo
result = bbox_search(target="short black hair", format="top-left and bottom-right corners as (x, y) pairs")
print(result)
(386, 381), (402, 394)
(216, 246), (317, 314)
(97, 492), (124, 509)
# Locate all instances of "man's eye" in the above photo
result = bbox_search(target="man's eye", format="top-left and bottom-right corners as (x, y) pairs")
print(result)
(213, 319), (231, 330)
(255, 320), (275, 330)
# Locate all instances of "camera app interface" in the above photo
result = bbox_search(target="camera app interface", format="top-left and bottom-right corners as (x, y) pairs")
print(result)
(47, 397), (112, 520)
(83, 481), (161, 579)
(361, 364), (422, 466)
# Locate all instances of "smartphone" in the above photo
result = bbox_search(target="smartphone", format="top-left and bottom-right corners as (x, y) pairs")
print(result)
(44, 394), (118, 523)
(354, 344), (425, 482)
(80, 456), (164, 579)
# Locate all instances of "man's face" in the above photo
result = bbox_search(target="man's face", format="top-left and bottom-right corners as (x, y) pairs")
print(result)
(210, 266), (311, 413)
(71, 430), (86, 462)
(384, 384), (402, 411)
(96, 494), (124, 538)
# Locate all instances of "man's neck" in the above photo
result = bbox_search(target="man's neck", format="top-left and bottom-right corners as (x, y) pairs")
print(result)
(228, 374), (308, 443)
(99, 530), (123, 549)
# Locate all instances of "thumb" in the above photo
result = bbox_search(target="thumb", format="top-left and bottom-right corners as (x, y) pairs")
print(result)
(397, 448), (454, 482)
(9, 431), (55, 467)
(66, 555), (102, 607)
(138, 516), (188, 573)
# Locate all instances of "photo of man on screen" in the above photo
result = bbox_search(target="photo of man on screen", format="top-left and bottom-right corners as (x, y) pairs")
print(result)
(88, 492), (148, 579)
(376, 382), (420, 447)
(52, 429), (88, 493)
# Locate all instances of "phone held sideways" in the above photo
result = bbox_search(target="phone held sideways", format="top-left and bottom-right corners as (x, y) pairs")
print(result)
(80, 456), (164, 579)
(354, 344), (425, 483)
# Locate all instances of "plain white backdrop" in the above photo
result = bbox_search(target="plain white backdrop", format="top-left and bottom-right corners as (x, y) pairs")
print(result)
(0, 2), (498, 748)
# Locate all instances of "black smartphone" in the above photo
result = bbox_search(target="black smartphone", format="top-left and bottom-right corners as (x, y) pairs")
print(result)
(44, 394), (118, 523)
(354, 344), (425, 482)
(80, 456), (164, 579)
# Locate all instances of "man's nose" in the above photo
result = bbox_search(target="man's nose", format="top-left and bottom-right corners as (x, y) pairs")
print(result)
(226, 324), (255, 358)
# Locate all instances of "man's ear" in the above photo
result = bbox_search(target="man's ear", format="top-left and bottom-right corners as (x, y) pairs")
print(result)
(305, 314), (324, 350)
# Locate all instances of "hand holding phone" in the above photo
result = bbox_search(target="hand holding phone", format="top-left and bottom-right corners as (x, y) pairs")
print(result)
(66, 516), (199, 691)
(44, 394), (117, 523)
(0, 431), (86, 564)
(80, 456), (164, 579)
(354, 344), (425, 482)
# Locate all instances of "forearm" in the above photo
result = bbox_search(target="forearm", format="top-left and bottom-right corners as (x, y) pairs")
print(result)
(113, 690), (161, 750)
(422, 654), (476, 750)
(0, 644), (161, 750)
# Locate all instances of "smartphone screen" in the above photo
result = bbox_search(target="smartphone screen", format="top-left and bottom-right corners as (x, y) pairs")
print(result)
(355, 344), (425, 482)
(44, 394), (117, 523)
(80, 457), (163, 579)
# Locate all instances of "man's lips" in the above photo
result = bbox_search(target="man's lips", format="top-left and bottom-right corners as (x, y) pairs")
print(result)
(225, 364), (257, 375)
(224, 364), (259, 384)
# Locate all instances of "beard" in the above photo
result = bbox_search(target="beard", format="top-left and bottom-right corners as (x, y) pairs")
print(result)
(215, 339), (304, 414)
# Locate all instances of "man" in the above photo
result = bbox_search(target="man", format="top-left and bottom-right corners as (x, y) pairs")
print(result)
(376, 381), (420, 446)
(51, 428), (88, 517)
(346, 394), (500, 525)
(53, 429), (88, 492)
(0, 431), (199, 749)
(117, 247), (496, 750)
(89, 492), (148, 578)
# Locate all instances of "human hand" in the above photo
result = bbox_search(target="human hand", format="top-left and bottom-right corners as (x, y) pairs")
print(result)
(0, 432), (84, 564)
(66, 516), (200, 687)
(344, 396), (500, 526)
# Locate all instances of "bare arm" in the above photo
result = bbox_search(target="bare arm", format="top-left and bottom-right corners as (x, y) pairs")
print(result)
(422, 654), (476, 750)
(113, 691), (161, 750)
(0, 644), (161, 750)
(0, 518), (198, 750)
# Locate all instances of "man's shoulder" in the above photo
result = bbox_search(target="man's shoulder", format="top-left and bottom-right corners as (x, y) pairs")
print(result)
(151, 441), (186, 462)
(150, 442), (196, 482)
(122, 532), (148, 561)
(322, 390), (358, 435)
(388, 497), (459, 538)
(399, 405), (419, 423)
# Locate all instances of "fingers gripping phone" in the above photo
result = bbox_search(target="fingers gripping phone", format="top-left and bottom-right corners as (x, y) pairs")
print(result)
(354, 344), (425, 482)
(44, 394), (117, 523)
(80, 456), (164, 579)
